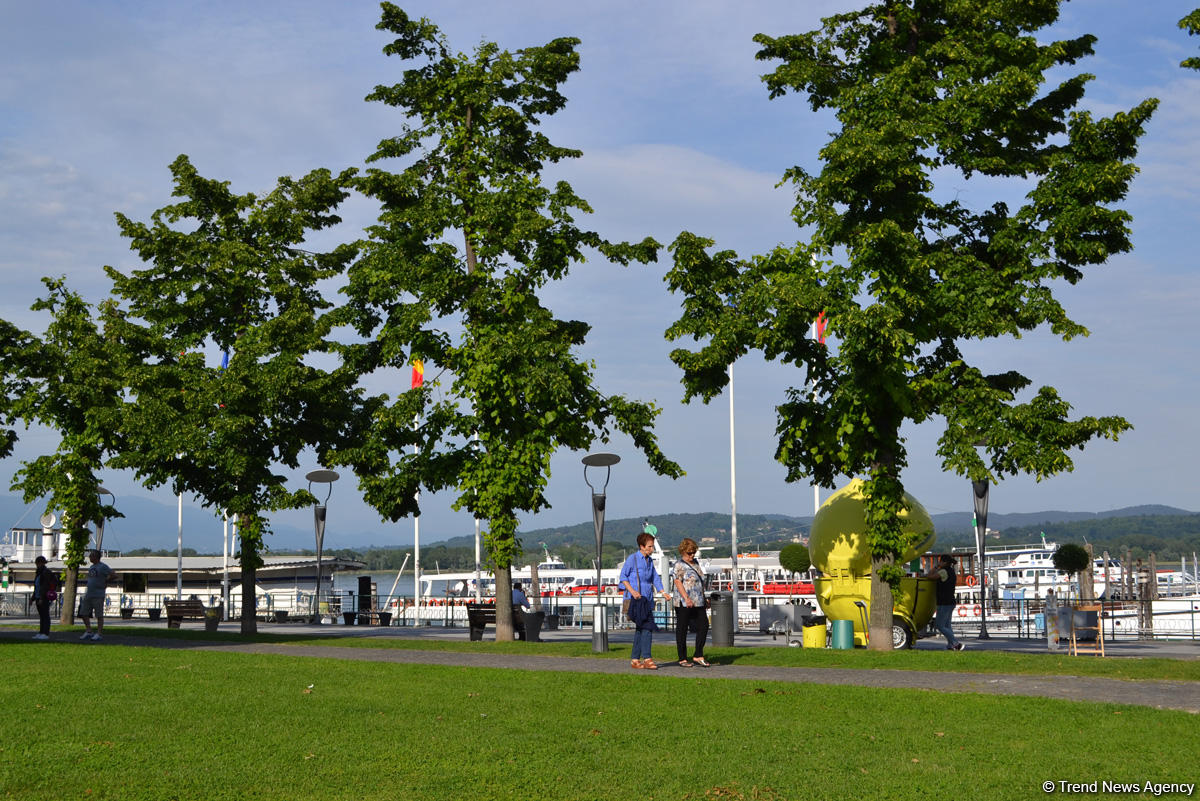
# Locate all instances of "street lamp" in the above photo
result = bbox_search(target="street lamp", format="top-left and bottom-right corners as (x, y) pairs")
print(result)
(972, 478), (990, 640)
(95, 486), (114, 553)
(306, 469), (339, 622)
(583, 452), (620, 653)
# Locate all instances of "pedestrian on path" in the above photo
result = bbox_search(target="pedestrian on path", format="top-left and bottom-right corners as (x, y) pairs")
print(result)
(672, 538), (710, 667)
(31, 556), (56, 640)
(620, 531), (668, 670)
(924, 554), (964, 651)
(79, 550), (115, 642)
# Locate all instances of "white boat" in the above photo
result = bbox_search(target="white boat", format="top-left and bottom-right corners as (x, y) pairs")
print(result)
(1, 525), (364, 620)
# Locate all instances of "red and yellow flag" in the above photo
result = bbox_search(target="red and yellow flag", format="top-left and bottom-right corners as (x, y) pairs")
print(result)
(411, 359), (424, 389)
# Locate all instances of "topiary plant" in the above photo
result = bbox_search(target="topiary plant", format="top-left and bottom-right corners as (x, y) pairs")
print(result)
(1053, 543), (1091, 601)
(779, 543), (811, 577)
(1052, 543), (1090, 576)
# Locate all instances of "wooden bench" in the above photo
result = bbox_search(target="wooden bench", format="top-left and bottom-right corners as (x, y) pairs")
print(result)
(466, 603), (535, 641)
(163, 599), (209, 629)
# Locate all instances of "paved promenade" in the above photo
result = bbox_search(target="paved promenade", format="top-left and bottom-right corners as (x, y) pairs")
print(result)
(4, 620), (1198, 713)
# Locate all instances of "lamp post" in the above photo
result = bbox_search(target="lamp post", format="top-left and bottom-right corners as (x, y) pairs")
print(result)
(306, 469), (339, 622)
(95, 486), (114, 552)
(972, 479), (991, 640)
(583, 452), (620, 653)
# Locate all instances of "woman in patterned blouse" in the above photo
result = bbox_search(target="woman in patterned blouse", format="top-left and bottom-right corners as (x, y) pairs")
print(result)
(672, 538), (710, 667)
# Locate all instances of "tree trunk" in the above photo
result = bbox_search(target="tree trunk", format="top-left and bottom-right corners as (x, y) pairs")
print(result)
(58, 525), (91, 626)
(240, 534), (257, 635)
(868, 558), (894, 651)
(1080, 543), (1095, 602)
(58, 564), (79, 626)
(494, 564), (514, 641)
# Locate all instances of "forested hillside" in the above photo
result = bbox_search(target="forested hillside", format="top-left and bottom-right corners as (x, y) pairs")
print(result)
(991, 514), (1200, 561)
(321, 508), (1200, 570)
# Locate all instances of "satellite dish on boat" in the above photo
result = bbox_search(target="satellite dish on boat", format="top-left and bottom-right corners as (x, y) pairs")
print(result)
(40, 513), (56, 530)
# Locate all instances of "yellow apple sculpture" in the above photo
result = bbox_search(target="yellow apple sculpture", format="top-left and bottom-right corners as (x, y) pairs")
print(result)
(810, 479), (937, 648)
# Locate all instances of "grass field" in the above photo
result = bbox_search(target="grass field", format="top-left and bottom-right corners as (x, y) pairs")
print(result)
(1, 638), (1196, 801)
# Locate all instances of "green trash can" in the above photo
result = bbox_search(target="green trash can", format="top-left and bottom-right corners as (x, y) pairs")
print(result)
(831, 619), (855, 649)
(709, 592), (735, 647)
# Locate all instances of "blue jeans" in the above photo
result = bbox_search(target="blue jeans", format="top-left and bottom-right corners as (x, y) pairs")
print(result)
(934, 604), (959, 647)
(632, 627), (654, 660)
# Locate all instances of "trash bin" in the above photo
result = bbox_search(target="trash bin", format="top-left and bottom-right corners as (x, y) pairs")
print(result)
(709, 591), (735, 647)
(523, 610), (546, 642)
(831, 619), (855, 649)
(802, 622), (827, 649)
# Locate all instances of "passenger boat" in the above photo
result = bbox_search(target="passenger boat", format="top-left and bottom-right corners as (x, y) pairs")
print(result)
(1, 525), (365, 619)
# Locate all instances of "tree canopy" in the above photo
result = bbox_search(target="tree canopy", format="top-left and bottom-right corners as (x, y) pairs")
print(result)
(332, 4), (682, 639)
(104, 155), (360, 633)
(3, 279), (124, 621)
(666, 0), (1156, 648)
(1181, 9), (1200, 70)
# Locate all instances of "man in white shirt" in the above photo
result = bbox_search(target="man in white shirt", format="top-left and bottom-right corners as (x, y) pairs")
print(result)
(79, 550), (116, 641)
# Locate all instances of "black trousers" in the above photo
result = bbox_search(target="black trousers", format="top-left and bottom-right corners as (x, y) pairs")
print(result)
(36, 598), (51, 635)
(675, 604), (709, 660)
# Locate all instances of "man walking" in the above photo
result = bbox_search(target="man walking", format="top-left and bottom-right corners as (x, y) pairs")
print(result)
(925, 554), (964, 651)
(79, 550), (115, 642)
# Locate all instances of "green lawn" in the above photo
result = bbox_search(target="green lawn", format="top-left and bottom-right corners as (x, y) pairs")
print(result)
(1, 641), (1195, 801)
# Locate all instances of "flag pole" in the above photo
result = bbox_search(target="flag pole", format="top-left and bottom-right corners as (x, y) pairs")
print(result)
(811, 320), (820, 516)
(411, 359), (424, 624)
(728, 362), (738, 632)
(176, 490), (183, 600)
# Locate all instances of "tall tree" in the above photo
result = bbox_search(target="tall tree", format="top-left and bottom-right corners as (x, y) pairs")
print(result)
(335, 4), (681, 640)
(2, 279), (123, 623)
(0, 318), (31, 461)
(666, 1), (1156, 648)
(1182, 9), (1200, 70)
(105, 155), (360, 634)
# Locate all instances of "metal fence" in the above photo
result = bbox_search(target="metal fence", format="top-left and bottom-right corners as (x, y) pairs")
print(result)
(5, 589), (1197, 641)
(941, 596), (1200, 641)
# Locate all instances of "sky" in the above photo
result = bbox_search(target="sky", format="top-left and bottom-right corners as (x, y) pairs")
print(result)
(2, 1), (1198, 555)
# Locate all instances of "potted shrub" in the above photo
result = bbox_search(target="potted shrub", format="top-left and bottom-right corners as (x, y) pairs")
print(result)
(204, 606), (220, 632)
(779, 543), (813, 631)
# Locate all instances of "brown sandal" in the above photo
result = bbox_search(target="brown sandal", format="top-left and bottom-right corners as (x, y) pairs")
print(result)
(642, 659), (659, 670)
(631, 659), (644, 669)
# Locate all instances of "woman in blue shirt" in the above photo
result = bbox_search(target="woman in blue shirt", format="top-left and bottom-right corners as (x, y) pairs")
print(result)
(620, 532), (667, 669)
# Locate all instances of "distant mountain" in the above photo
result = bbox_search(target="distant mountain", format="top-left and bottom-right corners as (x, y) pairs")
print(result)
(442, 511), (814, 552)
(5, 490), (1193, 555)
(930, 505), (1195, 546)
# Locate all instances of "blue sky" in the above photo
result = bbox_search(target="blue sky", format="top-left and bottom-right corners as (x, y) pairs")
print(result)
(2, 1), (1198, 553)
